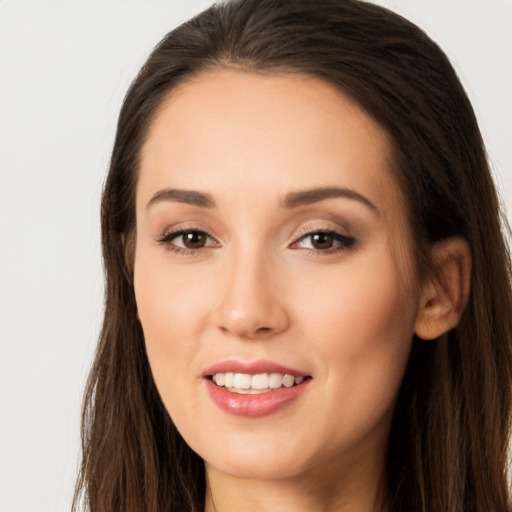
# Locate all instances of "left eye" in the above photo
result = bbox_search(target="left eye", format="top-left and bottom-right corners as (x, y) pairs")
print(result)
(161, 230), (217, 250)
(296, 231), (355, 251)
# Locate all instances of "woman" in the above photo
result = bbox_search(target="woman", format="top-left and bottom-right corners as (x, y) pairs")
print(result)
(73, 0), (512, 510)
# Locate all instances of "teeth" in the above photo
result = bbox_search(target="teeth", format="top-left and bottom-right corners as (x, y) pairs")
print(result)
(212, 373), (225, 386)
(211, 372), (306, 393)
(226, 387), (270, 394)
(283, 374), (295, 388)
(269, 373), (283, 389)
(233, 373), (251, 389)
(251, 373), (269, 389)
(224, 372), (234, 387)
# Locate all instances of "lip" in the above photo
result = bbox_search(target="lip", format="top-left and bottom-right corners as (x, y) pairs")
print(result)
(203, 359), (311, 418)
(202, 359), (309, 378)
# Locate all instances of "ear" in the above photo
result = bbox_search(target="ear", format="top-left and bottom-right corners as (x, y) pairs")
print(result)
(414, 237), (471, 340)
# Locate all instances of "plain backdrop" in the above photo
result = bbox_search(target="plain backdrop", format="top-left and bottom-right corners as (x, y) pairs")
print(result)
(0, 1), (510, 511)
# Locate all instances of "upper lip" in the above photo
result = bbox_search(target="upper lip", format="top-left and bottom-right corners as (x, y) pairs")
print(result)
(202, 359), (309, 378)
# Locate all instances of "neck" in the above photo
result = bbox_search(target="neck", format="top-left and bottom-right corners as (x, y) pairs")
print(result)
(204, 453), (388, 512)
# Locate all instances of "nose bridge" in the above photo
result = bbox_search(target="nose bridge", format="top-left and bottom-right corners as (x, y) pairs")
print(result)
(215, 239), (288, 339)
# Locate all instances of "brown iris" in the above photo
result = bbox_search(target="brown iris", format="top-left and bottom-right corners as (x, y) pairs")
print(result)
(310, 232), (336, 250)
(182, 231), (208, 249)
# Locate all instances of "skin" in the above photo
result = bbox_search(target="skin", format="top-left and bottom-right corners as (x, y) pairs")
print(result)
(133, 70), (464, 511)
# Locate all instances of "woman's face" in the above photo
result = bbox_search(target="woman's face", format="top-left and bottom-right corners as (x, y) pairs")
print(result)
(134, 70), (423, 483)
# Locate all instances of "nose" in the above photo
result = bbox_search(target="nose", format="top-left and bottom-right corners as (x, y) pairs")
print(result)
(213, 249), (290, 340)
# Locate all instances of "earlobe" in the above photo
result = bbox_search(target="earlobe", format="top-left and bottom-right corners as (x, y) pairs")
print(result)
(414, 237), (472, 340)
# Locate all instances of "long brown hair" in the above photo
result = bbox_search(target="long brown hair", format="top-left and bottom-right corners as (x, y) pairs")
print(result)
(73, 1), (512, 510)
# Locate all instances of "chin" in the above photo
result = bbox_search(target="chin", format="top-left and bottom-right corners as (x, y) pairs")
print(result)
(195, 430), (317, 481)
(206, 455), (307, 481)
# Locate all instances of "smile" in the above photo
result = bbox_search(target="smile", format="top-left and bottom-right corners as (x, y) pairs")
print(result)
(203, 361), (312, 417)
(211, 372), (305, 394)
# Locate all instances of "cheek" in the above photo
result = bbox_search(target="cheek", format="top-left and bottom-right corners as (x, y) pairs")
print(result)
(294, 253), (417, 418)
(296, 243), (417, 347)
(133, 249), (211, 389)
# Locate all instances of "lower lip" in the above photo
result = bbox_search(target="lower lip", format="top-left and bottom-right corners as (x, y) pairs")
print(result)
(205, 378), (310, 418)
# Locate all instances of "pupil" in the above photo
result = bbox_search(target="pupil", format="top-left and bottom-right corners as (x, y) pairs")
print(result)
(184, 232), (205, 248)
(312, 233), (333, 249)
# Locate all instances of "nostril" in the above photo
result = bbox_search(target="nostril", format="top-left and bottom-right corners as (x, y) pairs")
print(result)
(256, 327), (271, 333)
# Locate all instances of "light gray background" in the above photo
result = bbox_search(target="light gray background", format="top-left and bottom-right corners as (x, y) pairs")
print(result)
(0, 1), (510, 511)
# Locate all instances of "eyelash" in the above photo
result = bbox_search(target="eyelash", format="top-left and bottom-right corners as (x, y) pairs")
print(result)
(291, 228), (356, 255)
(156, 227), (356, 256)
(156, 228), (219, 255)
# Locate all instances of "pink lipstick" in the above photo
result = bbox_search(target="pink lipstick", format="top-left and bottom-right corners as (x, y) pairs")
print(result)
(203, 360), (311, 418)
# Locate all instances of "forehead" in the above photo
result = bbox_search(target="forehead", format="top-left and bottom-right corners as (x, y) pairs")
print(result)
(141, 71), (398, 194)
(138, 70), (408, 241)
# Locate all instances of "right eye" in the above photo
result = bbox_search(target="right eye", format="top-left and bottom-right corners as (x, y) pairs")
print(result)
(158, 229), (219, 253)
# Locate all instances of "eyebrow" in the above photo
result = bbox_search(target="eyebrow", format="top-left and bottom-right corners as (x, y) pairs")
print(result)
(146, 188), (216, 209)
(145, 186), (379, 214)
(282, 187), (379, 214)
